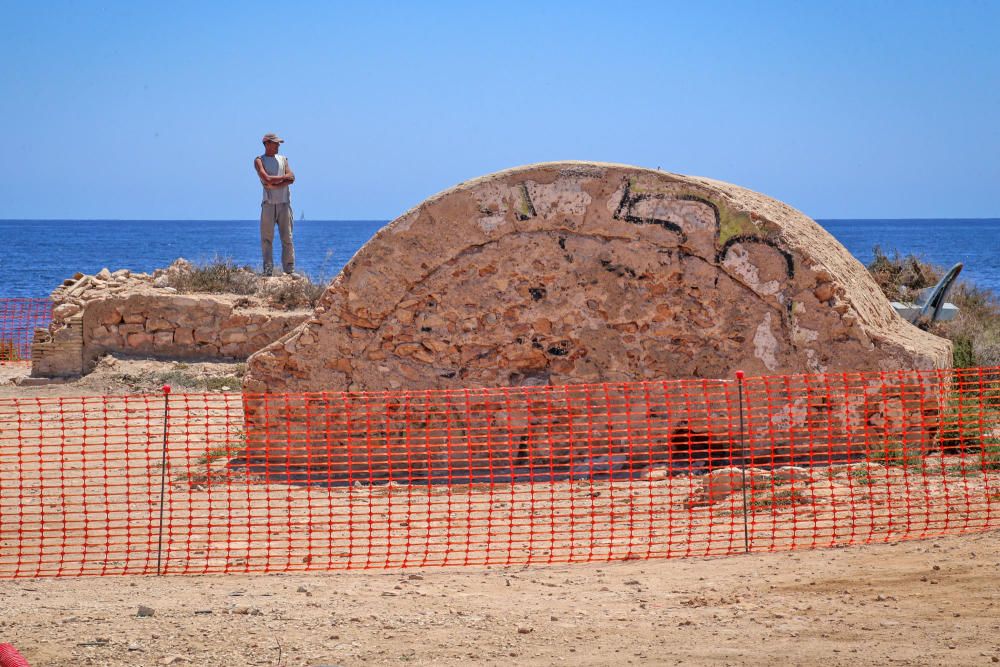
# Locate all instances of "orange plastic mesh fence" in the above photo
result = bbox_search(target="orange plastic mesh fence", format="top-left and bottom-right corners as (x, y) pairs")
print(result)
(1, 367), (998, 578)
(0, 298), (51, 363)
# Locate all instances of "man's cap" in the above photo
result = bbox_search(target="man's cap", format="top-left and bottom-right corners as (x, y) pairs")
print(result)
(262, 133), (284, 144)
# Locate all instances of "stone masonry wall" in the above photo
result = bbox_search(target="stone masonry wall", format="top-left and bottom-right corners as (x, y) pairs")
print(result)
(31, 268), (310, 377)
(241, 162), (953, 480)
(240, 372), (946, 486)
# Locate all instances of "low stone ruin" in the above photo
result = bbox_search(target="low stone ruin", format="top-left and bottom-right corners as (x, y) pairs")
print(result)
(31, 261), (312, 378)
(239, 161), (953, 482)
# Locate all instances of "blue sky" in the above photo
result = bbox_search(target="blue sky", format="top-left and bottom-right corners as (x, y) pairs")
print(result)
(2, 1), (998, 220)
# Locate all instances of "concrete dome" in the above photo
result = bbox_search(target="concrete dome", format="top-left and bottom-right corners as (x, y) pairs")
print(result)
(245, 162), (949, 393)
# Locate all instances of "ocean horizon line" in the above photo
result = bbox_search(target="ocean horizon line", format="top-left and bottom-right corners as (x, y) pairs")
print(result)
(2, 216), (1000, 223)
(2, 217), (998, 298)
(0, 218), (391, 223)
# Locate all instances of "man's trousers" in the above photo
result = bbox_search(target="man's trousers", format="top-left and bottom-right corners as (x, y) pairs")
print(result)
(260, 203), (294, 274)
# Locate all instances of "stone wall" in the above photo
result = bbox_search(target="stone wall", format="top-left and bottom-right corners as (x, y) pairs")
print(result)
(31, 268), (310, 377)
(239, 373), (945, 485)
(240, 162), (953, 479)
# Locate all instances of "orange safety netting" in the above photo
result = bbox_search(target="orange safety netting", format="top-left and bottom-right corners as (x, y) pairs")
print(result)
(1, 367), (998, 578)
(0, 298), (51, 363)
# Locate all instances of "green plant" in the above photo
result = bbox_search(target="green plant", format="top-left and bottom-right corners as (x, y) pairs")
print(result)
(0, 339), (22, 362)
(173, 444), (238, 485)
(155, 371), (243, 392)
(977, 443), (1000, 471)
(749, 488), (809, 511)
(936, 285), (1000, 368)
(850, 466), (876, 486)
(946, 443), (1000, 476)
(154, 369), (203, 388)
(204, 375), (242, 391)
(194, 444), (234, 467)
(873, 438), (926, 470)
(952, 336), (976, 369)
(938, 386), (1000, 451)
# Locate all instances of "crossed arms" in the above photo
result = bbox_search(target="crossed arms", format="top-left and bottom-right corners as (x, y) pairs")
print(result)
(254, 156), (296, 190)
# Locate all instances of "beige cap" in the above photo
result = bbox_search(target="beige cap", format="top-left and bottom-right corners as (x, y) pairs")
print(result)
(261, 133), (284, 144)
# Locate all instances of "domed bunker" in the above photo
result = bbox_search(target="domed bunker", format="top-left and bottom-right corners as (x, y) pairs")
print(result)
(241, 162), (951, 483)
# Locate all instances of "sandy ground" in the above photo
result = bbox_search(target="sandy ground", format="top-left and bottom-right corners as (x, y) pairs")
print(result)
(3, 359), (1000, 665)
(0, 358), (246, 399)
(3, 379), (997, 578)
(0, 531), (998, 666)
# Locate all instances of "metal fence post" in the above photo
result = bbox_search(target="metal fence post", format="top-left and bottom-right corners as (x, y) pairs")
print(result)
(736, 370), (750, 554)
(156, 384), (171, 575)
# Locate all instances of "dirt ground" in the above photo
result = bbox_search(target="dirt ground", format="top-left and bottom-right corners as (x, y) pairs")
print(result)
(0, 531), (997, 666)
(0, 357), (247, 399)
(3, 359), (1000, 665)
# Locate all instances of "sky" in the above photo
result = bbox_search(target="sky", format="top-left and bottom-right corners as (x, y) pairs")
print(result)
(2, 1), (998, 220)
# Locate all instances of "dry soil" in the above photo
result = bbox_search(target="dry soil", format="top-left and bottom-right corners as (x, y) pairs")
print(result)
(1, 531), (999, 666)
(2, 360), (999, 665)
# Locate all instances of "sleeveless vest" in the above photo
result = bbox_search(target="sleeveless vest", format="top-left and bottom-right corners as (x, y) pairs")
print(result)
(260, 154), (290, 205)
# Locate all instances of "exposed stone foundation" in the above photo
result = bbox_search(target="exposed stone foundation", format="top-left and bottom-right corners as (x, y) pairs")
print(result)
(31, 267), (310, 377)
(241, 373), (945, 485)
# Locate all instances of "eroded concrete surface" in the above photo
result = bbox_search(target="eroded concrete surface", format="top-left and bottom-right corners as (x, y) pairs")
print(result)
(245, 162), (949, 394)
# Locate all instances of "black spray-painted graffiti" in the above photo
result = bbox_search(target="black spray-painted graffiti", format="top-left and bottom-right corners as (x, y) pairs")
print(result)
(613, 179), (719, 243)
(717, 235), (795, 279)
(611, 178), (794, 279)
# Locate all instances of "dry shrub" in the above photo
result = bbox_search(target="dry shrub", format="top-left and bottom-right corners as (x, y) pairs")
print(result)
(259, 277), (327, 310)
(165, 257), (326, 310)
(940, 284), (1000, 367)
(168, 257), (258, 295)
(867, 246), (941, 303)
(866, 247), (1000, 367)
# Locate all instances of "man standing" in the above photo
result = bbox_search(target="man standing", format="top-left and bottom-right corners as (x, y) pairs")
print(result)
(254, 133), (296, 276)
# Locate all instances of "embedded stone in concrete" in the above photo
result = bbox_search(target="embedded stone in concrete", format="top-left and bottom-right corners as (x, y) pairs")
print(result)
(245, 161), (949, 394)
(240, 162), (952, 478)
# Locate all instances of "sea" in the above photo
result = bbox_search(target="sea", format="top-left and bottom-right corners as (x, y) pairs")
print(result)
(2, 218), (998, 298)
